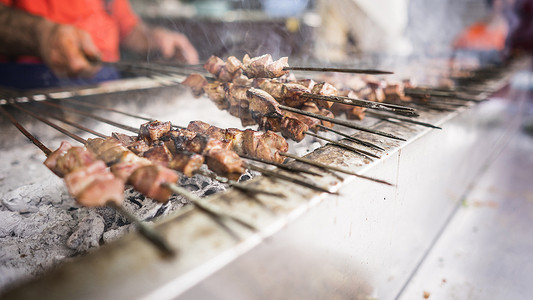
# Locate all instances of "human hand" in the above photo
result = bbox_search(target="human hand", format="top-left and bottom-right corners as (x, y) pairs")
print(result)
(38, 21), (102, 77)
(149, 27), (199, 64)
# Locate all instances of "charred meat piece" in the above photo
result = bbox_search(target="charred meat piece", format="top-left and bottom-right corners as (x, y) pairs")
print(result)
(110, 158), (152, 182)
(170, 129), (197, 152)
(318, 108), (335, 128)
(168, 152), (205, 177)
(242, 129), (263, 158)
(225, 56), (243, 73)
(232, 72), (253, 86)
(206, 126), (227, 141)
(182, 73), (208, 97)
(242, 54), (272, 77)
(76, 177), (124, 207)
(258, 116), (282, 132)
(112, 132), (137, 147)
(203, 55), (225, 76)
(226, 83), (249, 109)
(285, 111), (320, 130)
(86, 137), (118, 156)
(127, 139), (150, 155)
(246, 88), (282, 119)
(383, 81), (405, 103)
(204, 82), (229, 110)
(181, 133), (231, 155)
(99, 144), (128, 165)
(205, 149), (245, 181)
(242, 54), (289, 78)
(56, 146), (97, 175)
(44, 141), (73, 177)
(281, 116), (308, 142)
(187, 120), (211, 134)
(282, 83), (310, 108)
(139, 121), (172, 144)
(368, 88), (385, 103)
(129, 165), (179, 202)
(64, 160), (113, 201)
(265, 56), (289, 78)
(295, 79), (316, 90)
(225, 128), (245, 155)
(217, 67), (234, 82)
(141, 143), (173, 166)
(254, 78), (285, 99)
(254, 130), (289, 163)
(311, 82), (337, 109)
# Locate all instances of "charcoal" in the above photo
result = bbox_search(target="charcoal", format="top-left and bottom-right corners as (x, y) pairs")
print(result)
(66, 211), (105, 252)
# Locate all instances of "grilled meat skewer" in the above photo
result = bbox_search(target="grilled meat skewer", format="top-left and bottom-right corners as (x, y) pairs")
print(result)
(0, 106), (175, 255)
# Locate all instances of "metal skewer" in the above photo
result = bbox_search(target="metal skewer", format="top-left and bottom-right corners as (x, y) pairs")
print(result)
(280, 152), (394, 186)
(1, 105), (175, 256)
(25, 102), (286, 199)
(38, 100), (140, 133)
(279, 105), (406, 141)
(34, 99), (336, 176)
(404, 88), (484, 102)
(28, 98), (394, 187)
(315, 125), (385, 151)
(365, 111), (442, 129)
(301, 93), (417, 116)
(162, 183), (258, 231)
(283, 66), (394, 75)
(12, 102), (259, 235)
(304, 131), (380, 159)
(245, 163), (338, 195)
(238, 154), (323, 177)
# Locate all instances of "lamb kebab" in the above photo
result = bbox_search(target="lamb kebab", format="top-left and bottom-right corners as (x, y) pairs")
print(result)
(202, 54), (393, 83)
(11, 102), (262, 233)
(28, 97), (391, 186)
(81, 118), (330, 195)
(201, 55), (415, 116)
(0, 105), (175, 255)
(184, 78), (388, 158)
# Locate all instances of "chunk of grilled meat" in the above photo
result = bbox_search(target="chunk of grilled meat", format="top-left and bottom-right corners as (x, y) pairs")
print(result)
(44, 141), (73, 177)
(246, 87), (283, 119)
(64, 160), (123, 207)
(242, 54), (289, 78)
(129, 165), (179, 202)
(168, 152), (205, 177)
(44, 142), (125, 207)
(141, 142), (173, 166)
(203, 55), (225, 76)
(205, 149), (245, 181)
(311, 82), (337, 109)
(281, 116), (308, 142)
(188, 121), (288, 163)
(204, 81), (229, 110)
(139, 121), (172, 144)
(56, 146), (97, 176)
(331, 90), (366, 120)
(282, 83), (311, 107)
(182, 73), (208, 97)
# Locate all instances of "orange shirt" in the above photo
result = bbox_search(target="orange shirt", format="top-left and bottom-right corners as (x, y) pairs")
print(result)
(1, 0), (139, 61)
(453, 21), (508, 51)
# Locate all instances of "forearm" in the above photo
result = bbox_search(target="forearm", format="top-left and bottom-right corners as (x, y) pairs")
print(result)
(0, 3), (54, 56)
